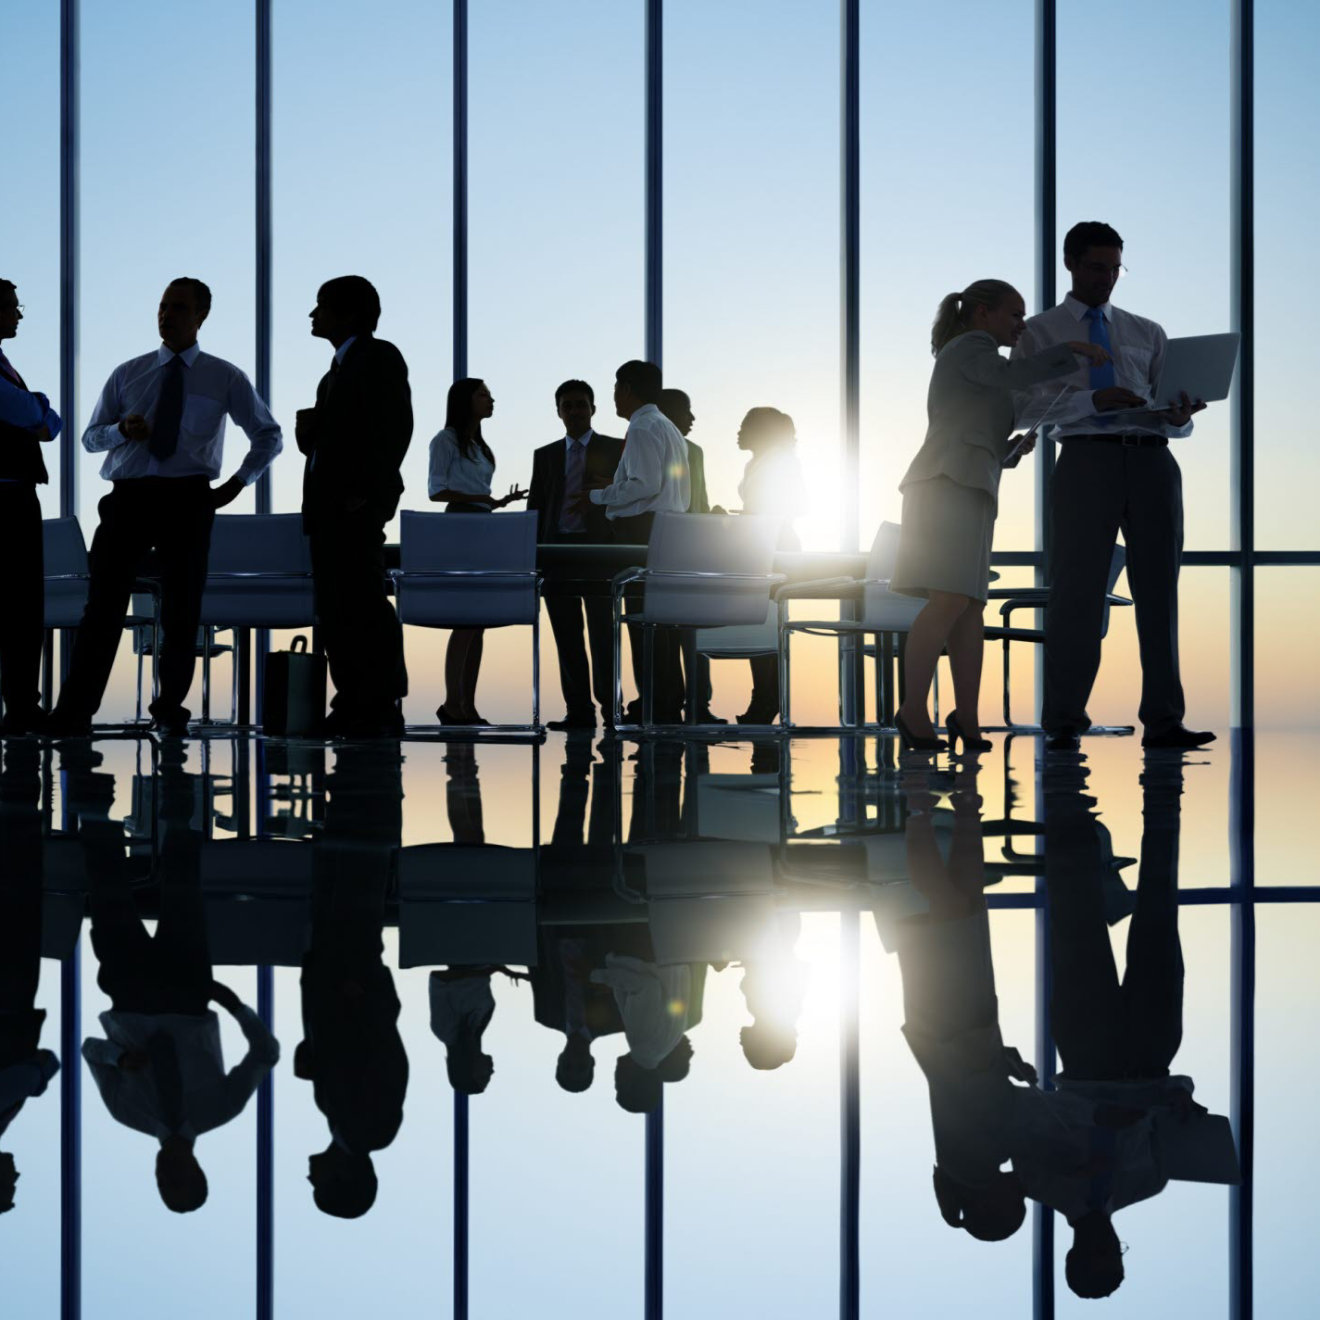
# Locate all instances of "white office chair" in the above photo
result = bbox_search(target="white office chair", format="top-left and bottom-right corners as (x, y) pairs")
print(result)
(391, 509), (542, 731)
(777, 521), (924, 729)
(611, 512), (784, 729)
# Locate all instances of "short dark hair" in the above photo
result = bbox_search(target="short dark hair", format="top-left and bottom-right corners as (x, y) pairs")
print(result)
(167, 277), (212, 317)
(616, 359), (662, 405)
(0, 279), (16, 298)
(318, 274), (381, 332)
(1063, 221), (1124, 265)
(658, 388), (691, 425)
(555, 379), (594, 406)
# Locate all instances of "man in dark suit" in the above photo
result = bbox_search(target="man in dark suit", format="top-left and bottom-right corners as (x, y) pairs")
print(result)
(528, 380), (623, 730)
(296, 277), (412, 738)
(0, 282), (61, 737)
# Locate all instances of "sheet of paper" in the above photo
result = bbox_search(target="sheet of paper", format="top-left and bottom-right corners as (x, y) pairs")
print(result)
(1004, 386), (1070, 466)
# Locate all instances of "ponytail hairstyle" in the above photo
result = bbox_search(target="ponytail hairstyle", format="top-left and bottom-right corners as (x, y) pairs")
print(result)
(931, 279), (1020, 356)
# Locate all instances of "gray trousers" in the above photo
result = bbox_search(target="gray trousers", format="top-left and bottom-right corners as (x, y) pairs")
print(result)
(1042, 439), (1186, 735)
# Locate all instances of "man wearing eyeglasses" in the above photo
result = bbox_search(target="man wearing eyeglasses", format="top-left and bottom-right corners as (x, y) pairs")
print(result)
(1013, 221), (1212, 751)
(0, 282), (62, 736)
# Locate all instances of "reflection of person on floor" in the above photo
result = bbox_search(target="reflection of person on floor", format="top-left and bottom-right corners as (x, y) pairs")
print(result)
(0, 741), (60, 1213)
(80, 758), (278, 1214)
(297, 743), (408, 1218)
(738, 912), (807, 1071)
(1015, 751), (1235, 1301)
(890, 760), (1036, 1242)
(444, 741), (485, 844)
(591, 954), (703, 1113)
(429, 965), (528, 1095)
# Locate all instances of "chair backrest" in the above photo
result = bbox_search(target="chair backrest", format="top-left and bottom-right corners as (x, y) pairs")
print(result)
(861, 521), (924, 630)
(643, 512), (781, 627)
(42, 517), (90, 628)
(199, 514), (316, 627)
(1100, 544), (1126, 639)
(396, 510), (538, 628)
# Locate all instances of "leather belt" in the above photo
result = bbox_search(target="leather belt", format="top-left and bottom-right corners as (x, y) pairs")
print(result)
(1064, 433), (1168, 448)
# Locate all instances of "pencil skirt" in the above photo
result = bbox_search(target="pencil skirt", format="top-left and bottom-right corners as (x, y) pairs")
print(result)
(890, 477), (996, 605)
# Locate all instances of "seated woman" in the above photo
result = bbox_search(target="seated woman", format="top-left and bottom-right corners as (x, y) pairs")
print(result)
(427, 378), (528, 726)
(890, 281), (1105, 751)
(734, 407), (802, 725)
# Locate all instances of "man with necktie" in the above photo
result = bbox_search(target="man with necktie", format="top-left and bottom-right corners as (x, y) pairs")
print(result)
(528, 379), (623, 729)
(1013, 223), (1212, 751)
(0, 281), (62, 736)
(296, 276), (412, 739)
(48, 279), (282, 737)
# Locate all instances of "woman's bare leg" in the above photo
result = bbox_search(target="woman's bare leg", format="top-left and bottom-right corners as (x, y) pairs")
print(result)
(946, 601), (986, 738)
(896, 591), (970, 738)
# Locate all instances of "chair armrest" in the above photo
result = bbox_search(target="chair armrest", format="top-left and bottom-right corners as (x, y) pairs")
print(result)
(986, 586), (1049, 602)
(389, 569), (540, 583)
(43, 572), (92, 582)
(204, 571), (314, 580)
(997, 590), (1132, 619)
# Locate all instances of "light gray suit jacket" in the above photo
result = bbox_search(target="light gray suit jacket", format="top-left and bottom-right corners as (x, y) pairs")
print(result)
(899, 331), (1076, 510)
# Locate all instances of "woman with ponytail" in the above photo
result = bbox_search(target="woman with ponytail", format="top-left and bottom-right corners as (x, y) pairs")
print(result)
(890, 280), (1107, 751)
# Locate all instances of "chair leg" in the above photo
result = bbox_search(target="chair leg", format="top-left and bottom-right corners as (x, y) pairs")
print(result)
(932, 663), (940, 725)
(201, 628), (212, 722)
(531, 609), (541, 730)
(231, 628), (241, 726)
(1002, 635), (1014, 728)
(778, 624), (792, 729)
(42, 629), (54, 709)
(681, 630), (697, 725)
(135, 636), (145, 723)
(612, 590), (625, 728)
(641, 625), (655, 729)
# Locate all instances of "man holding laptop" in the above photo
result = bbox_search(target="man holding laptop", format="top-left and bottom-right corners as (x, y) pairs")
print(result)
(1014, 220), (1214, 751)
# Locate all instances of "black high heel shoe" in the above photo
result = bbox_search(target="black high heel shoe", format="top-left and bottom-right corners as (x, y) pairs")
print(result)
(945, 711), (993, 752)
(894, 712), (948, 752)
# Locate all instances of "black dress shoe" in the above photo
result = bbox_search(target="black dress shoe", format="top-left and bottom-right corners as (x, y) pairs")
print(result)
(1045, 727), (1082, 752)
(43, 710), (93, 739)
(1142, 724), (1216, 749)
(699, 709), (729, 725)
(735, 705), (778, 726)
(0, 708), (48, 737)
(945, 711), (993, 752)
(548, 716), (596, 731)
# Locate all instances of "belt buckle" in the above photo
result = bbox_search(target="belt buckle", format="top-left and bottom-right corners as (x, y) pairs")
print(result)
(1120, 434), (1141, 447)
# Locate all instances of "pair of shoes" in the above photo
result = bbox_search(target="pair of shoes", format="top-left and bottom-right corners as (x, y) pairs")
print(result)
(548, 715), (596, 731)
(894, 712), (948, 752)
(735, 705), (778, 726)
(1142, 724), (1216, 749)
(43, 710), (93, 739)
(1045, 727), (1081, 752)
(148, 706), (191, 738)
(945, 711), (993, 752)
(0, 708), (48, 737)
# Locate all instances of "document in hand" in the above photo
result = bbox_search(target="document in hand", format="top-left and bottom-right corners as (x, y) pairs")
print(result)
(1149, 332), (1241, 411)
(1004, 387), (1069, 466)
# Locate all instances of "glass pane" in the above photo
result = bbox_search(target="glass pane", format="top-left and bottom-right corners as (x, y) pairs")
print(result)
(5, 4), (62, 519)
(79, 2), (257, 720)
(860, 1), (1037, 551)
(664, 1), (841, 551)
(1057, 0), (1232, 552)
(1255, 4), (1320, 549)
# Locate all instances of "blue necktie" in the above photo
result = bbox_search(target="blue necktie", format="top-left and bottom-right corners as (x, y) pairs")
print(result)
(150, 355), (185, 461)
(1085, 307), (1116, 392)
(560, 438), (587, 533)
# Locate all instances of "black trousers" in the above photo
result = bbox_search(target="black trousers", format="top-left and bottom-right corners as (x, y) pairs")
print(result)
(58, 476), (216, 722)
(1043, 440), (1186, 735)
(1045, 765), (1184, 1081)
(0, 483), (46, 719)
(545, 533), (615, 719)
(611, 512), (684, 720)
(85, 819), (212, 1016)
(308, 510), (408, 719)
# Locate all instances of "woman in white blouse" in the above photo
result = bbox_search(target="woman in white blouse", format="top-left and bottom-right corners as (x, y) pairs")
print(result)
(734, 407), (802, 725)
(427, 378), (528, 725)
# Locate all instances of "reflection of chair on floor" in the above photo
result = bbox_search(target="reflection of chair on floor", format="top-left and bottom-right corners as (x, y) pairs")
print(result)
(983, 544), (1132, 732)
(396, 843), (538, 968)
(197, 840), (315, 966)
(692, 771), (784, 843)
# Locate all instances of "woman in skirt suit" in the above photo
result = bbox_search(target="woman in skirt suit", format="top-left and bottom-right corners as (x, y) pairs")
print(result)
(890, 280), (1106, 751)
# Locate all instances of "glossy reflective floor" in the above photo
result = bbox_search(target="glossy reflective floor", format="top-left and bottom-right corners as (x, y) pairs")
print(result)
(1, 727), (1316, 1317)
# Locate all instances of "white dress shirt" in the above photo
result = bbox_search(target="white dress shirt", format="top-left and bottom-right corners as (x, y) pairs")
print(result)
(428, 427), (495, 498)
(1012, 294), (1194, 440)
(590, 954), (692, 1070)
(81, 1004), (279, 1141)
(81, 343), (283, 484)
(589, 403), (689, 519)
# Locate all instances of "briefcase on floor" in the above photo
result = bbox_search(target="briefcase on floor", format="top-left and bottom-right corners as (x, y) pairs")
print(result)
(263, 634), (326, 737)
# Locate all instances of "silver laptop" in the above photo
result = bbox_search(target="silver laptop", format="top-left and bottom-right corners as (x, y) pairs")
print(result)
(1149, 332), (1241, 410)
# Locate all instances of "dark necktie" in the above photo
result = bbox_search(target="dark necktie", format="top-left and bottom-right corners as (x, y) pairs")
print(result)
(150, 355), (185, 461)
(561, 438), (587, 533)
(1086, 307), (1117, 392)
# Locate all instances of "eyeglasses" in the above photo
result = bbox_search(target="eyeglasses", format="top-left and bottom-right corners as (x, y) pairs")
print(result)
(1080, 262), (1128, 280)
